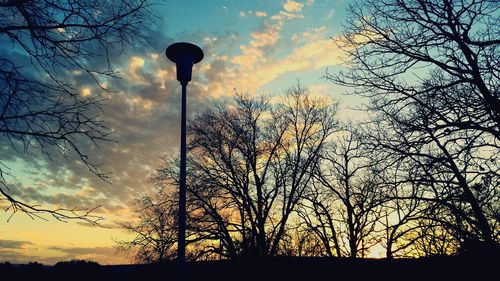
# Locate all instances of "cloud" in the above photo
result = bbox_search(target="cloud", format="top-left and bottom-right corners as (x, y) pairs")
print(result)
(1, 30), (245, 224)
(255, 11), (267, 17)
(0, 249), (42, 263)
(0, 241), (127, 265)
(241, 10), (269, 18)
(327, 9), (335, 20)
(48, 246), (117, 257)
(81, 88), (92, 96)
(127, 56), (147, 84)
(232, 37), (344, 92)
(222, 12), (343, 93)
(0, 239), (33, 249)
(221, 1), (328, 93)
(291, 26), (327, 42)
(0, 0), (346, 229)
(51, 245), (128, 265)
(273, 11), (304, 20)
(283, 0), (304, 13)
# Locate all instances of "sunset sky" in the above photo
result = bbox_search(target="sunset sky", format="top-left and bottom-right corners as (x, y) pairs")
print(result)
(0, 0), (367, 264)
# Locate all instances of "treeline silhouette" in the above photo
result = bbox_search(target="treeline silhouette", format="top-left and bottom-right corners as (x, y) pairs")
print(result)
(117, 0), (499, 263)
(1, 256), (497, 281)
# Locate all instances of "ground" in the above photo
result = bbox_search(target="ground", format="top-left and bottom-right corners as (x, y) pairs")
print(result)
(2, 255), (497, 281)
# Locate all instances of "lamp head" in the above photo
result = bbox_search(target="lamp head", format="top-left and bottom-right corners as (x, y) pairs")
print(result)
(165, 42), (204, 85)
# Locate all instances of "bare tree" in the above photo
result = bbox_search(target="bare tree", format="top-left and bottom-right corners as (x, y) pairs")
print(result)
(365, 92), (498, 249)
(0, 0), (154, 223)
(379, 180), (428, 259)
(300, 127), (384, 258)
(153, 84), (339, 259)
(297, 181), (343, 257)
(411, 220), (459, 257)
(278, 224), (325, 257)
(116, 187), (177, 264)
(329, 0), (499, 250)
(331, 0), (499, 139)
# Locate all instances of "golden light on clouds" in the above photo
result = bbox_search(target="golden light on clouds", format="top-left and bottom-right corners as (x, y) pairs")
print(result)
(156, 69), (168, 89)
(291, 26), (327, 42)
(142, 99), (153, 110)
(223, 37), (344, 94)
(128, 56), (147, 84)
(130, 56), (145, 68)
(126, 95), (155, 111)
(284, 0), (304, 13)
(197, 0), (345, 96)
(81, 88), (91, 96)
(250, 28), (280, 48)
(255, 11), (267, 17)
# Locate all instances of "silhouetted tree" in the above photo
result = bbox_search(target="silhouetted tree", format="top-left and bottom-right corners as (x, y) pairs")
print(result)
(116, 187), (177, 263)
(379, 180), (429, 259)
(411, 220), (459, 257)
(153, 84), (340, 259)
(299, 127), (384, 258)
(332, 0), (499, 139)
(279, 225), (325, 257)
(54, 260), (101, 274)
(330, 0), (499, 250)
(0, 0), (154, 223)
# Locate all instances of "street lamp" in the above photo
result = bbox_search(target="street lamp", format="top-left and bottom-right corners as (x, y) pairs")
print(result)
(165, 42), (204, 281)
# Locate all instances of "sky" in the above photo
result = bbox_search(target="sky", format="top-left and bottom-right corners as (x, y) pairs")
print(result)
(0, 0), (369, 264)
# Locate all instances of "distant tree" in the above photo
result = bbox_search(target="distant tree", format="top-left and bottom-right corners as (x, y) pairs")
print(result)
(379, 181), (426, 259)
(299, 127), (384, 258)
(278, 225), (325, 257)
(0, 0), (154, 223)
(54, 260), (100, 269)
(411, 220), (459, 257)
(53, 260), (102, 276)
(116, 187), (177, 264)
(330, 0), (499, 249)
(153, 84), (340, 259)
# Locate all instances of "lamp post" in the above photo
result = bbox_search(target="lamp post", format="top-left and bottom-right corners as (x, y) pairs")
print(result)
(165, 42), (204, 281)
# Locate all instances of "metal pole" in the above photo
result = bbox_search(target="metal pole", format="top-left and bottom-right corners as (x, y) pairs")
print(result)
(166, 41), (203, 281)
(178, 82), (187, 281)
